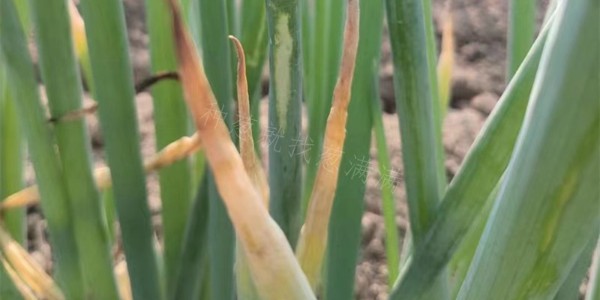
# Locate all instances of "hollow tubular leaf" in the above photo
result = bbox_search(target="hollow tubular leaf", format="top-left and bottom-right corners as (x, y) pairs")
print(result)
(0, 65), (24, 299)
(457, 2), (599, 298)
(29, 0), (119, 297)
(0, 86), (23, 297)
(168, 2), (315, 298)
(385, 1), (450, 294)
(12, 0), (31, 34)
(171, 177), (209, 300)
(385, 0), (445, 245)
(265, 0), (304, 246)
(390, 16), (553, 299)
(507, 0), (536, 79)
(145, 0), (193, 292)
(372, 79), (400, 287)
(446, 183), (497, 297)
(554, 233), (598, 300)
(78, 0), (163, 295)
(239, 0), (268, 149)
(423, 0), (447, 197)
(303, 0), (345, 213)
(300, 0), (312, 86)
(195, 0), (237, 296)
(0, 0), (84, 297)
(0, 64), (24, 245)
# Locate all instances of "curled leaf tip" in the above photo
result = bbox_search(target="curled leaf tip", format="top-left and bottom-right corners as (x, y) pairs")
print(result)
(229, 34), (269, 203)
(167, 1), (313, 298)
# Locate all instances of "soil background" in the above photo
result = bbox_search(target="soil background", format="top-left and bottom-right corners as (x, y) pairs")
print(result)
(23, 0), (558, 299)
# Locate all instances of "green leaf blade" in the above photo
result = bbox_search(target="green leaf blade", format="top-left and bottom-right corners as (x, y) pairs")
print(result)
(458, 2), (600, 298)
(554, 234), (598, 300)
(0, 58), (25, 300)
(29, 0), (119, 297)
(303, 0), (345, 214)
(390, 17), (552, 298)
(0, 67), (24, 245)
(240, 0), (268, 152)
(507, 0), (536, 78)
(145, 0), (193, 294)
(172, 180), (210, 300)
(371, 83), (401, 287)
(385, 0), (449, 297)
(79, 0), (162, 297)
(385, 0), (445, 246)
(265, 0), (304, 246)
(0, 0), (85, 296)
(195, 0), (236, 297)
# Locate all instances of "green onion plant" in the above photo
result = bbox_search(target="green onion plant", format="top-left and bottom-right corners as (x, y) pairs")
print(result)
(0, 0), (597, 299)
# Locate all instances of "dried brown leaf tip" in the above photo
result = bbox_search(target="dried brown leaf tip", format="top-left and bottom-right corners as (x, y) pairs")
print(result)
(68, 0), (86, 60)
(1, 256), (38, 300)
(0, 134), (201, 210)
(144, 133), (202, 171)
(296, 0), (360, 290)
(230, 35), (269, 203)
(229, 36), (253, 168)
(437, 0), (455, 112)
(166, 0), (313, 298)
(0, 225), (64, 300)
(114, 260), (132, 300)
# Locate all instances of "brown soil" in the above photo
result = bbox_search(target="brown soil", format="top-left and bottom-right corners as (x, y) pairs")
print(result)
(22, 0), (555, 299)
